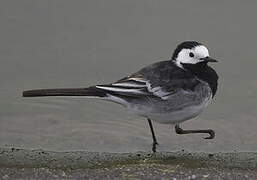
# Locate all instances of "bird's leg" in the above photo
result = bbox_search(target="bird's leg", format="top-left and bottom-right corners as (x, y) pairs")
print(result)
(175, 124), (215, 139)
(147, 118), (158, 153)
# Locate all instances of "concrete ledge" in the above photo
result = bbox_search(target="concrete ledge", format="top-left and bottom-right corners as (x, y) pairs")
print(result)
(1, 147), (257, 170)
(2, 148), (257, 179)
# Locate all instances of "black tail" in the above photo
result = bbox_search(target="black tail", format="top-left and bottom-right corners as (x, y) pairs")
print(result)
(22, 86), (107, 97)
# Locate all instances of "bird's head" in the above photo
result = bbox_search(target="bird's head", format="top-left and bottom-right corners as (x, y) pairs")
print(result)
(172, 41), (218, 68)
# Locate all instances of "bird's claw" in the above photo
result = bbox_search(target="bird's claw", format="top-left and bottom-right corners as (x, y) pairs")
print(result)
(203, 130), (215, 139)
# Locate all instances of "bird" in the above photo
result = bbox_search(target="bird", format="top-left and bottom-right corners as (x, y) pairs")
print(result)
(23, 41), (219, 153)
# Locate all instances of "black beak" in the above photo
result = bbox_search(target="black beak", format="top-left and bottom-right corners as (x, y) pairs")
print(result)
(201, 57), (218, 63)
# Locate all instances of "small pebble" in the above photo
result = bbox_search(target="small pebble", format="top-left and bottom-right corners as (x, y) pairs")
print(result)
(2, 175), (9, 180)
(203, 174), (209, 178)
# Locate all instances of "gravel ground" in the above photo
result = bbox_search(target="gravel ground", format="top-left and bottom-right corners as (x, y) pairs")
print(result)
(1, 148), (257, 180)
(1, 164), (257, 180)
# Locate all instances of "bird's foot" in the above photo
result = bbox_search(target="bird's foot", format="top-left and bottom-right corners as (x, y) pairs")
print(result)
(152, 141), (158, 153)
(175, 124), (215, 139)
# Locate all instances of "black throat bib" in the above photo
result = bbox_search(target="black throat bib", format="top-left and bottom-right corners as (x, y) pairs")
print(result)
(181, 62), (219, 97)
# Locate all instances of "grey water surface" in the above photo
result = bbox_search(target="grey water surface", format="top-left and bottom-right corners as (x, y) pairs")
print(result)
(0, 0), (257, 153)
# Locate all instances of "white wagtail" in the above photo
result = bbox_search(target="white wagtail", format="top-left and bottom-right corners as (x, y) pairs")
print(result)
(23, 41), (219, 153)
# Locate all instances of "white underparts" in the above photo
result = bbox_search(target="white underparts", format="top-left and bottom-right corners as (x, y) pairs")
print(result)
(104, 93), (128, 106)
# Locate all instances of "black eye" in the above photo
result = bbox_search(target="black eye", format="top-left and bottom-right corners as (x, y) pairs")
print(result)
(189, 52), (194, 57)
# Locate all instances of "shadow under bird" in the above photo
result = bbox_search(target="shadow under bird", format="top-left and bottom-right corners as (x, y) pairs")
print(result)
(23, 41), (219, 153)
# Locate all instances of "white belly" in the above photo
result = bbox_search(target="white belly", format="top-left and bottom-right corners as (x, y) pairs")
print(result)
(129, 96), (212, 124)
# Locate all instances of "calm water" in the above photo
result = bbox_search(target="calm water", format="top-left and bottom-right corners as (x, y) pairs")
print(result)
(0, 0), (257, 152)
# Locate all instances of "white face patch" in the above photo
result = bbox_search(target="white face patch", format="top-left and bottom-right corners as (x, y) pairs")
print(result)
(175, 45), (209, 68)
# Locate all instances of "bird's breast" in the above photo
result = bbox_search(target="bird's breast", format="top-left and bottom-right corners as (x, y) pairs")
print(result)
(127, 82), (213, 124)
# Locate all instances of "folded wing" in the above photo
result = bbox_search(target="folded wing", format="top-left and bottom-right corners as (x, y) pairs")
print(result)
(96, 73), (176, 100)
